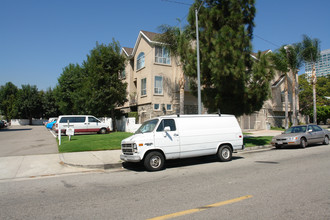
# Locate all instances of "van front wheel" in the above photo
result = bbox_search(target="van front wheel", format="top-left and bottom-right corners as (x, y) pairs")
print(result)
(217, 145), (232, 162)
(99, 128), (107, 134)
(144, 151), (165, 171)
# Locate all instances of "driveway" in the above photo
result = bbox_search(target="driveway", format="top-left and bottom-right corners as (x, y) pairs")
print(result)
(0, 125), (58, 156)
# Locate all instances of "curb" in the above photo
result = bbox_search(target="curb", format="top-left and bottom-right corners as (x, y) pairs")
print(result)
(59, 154), (123, 170)
(238, 145), (273, 152)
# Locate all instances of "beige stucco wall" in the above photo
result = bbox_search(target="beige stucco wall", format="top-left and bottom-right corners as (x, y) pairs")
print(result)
(119, 33), (192, 122)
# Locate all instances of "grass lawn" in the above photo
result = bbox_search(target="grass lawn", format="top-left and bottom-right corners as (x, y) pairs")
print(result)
(244, 136), (273, 148)
(58, 132), (133, 153)
(58, 131), (273, 152)
(271, 127), (285, 131)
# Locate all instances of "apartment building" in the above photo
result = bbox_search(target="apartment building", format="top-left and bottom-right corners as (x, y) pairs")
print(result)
(119, 30), (198, 123)
(238, 50), (305, 129)
(305, 48), (330, 78)
(119, 31), (302, 128)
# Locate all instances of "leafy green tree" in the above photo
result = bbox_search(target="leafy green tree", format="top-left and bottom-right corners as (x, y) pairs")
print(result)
(179, 0), (273, 116)
(299, 74), (330, 123)
(16, 84), (42, 124)
(0, 82), (18, 121)
(300, 35), (321, 123)
(54, 63), (85, 114)
(298, 74), (313, 117)
(82, 40), (127, 119)
(41, 88), (60, 118)
(55, 40), (127, 131)
(317, 106), (329, 125)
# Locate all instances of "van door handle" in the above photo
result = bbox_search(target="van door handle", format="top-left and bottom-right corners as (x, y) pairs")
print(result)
(174, 134), (179, 136)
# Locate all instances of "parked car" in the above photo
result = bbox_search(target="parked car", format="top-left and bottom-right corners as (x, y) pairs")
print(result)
(44, 117), (57, 126)
(121, 114), (244, 171)
(271, 124), (330, 149)
(46, 119), (57, 129)
(54, 115), (110, 134)
(0, 120), (4, 129)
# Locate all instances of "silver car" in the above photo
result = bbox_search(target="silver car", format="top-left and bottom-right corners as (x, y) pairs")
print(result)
(271, 125), (330, 149)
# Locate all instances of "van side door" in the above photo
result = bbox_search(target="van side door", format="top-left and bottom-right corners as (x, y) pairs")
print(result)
(154, 119), (180, 159)
(87, 116), (101, 132)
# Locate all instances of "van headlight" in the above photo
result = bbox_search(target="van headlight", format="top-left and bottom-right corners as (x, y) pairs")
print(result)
(133, 143), (137, 153)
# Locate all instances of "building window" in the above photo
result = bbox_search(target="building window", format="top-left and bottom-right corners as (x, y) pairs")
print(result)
(154, 76), (163, 95)
(141, 78), (147, 96)
(166, 104), (172, 111)
(120, 69), (126, 79)
(155, 46), (170, 65)
(137, 52), (145, 70)
(154, 104), (160, 111)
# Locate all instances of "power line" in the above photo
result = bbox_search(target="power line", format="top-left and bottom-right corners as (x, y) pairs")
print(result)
(161, 0), (192, 6)
(162, 0), (282, 50)
(254, 34), (281, 48)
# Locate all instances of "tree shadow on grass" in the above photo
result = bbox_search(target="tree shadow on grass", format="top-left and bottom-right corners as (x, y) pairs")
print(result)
(244, 136), (272, 147)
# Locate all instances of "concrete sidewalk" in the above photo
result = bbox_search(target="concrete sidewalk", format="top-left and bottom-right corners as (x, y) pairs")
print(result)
(0, 150), (123, 181)
(0, 130), (280, 181)
(245, 129), (282, 137)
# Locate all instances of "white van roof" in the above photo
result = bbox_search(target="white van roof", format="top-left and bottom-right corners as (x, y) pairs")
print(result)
(157, 114), (235, 119)
(58, 115), (95, 117)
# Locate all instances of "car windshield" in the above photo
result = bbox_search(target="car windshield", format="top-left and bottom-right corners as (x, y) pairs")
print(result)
(135, 119), (159, 134)
(284, 126), (307, 134)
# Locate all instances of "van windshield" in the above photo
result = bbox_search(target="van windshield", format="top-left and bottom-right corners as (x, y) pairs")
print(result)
(135, 119), (159, 134)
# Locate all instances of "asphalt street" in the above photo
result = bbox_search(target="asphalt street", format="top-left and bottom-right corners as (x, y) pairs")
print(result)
(1, 143), (329, 220)
(0, 125), (58, 156)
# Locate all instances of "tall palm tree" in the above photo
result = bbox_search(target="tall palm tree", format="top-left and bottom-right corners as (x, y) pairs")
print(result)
(300, 35), (321, 123)
(271, 45), (302, 128)
(272, 47), (290, 129)
(284, 45), (303, 126)
(156, 24), (192, 114)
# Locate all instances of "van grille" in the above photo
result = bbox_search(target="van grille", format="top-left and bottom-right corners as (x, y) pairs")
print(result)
(122, 144), (133, 155)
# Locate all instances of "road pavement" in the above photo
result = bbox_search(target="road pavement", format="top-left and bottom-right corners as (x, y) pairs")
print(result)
(1, 143), (330, 219)
(0, 127), (284, 181)
(0, 125), (58, 156)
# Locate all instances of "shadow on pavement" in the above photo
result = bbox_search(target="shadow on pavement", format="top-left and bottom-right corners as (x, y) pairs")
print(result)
(0, 128), (32, 132)
(122, 155), (244, 172)
(270, 143), (324, 150)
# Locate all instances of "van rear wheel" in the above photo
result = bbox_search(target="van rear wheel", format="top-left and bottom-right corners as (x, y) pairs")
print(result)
(217, 145), (232, 162)
(144, 151), (165, 171)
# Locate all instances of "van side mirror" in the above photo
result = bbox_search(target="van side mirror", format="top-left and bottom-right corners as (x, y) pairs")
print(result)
(164, 126), (171, 132)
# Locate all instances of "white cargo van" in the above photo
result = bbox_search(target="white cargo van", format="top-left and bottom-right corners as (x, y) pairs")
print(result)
(120, 114), (244, 171)
(55, 115), (110, 134)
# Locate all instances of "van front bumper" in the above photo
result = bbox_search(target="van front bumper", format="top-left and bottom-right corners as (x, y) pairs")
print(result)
(120, 154), (142, 162)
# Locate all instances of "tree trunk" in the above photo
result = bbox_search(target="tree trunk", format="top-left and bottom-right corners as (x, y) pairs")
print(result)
(292, 70), (296, 126)
(312, 63), (317, 124)
(111, 109), (117, 132)
(179, 74), (185, 114)
(285, 73), (289, 129)
(313, 83), (317, 123)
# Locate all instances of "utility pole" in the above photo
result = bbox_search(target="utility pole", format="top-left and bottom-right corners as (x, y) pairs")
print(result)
(195, 0), (205, 114)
